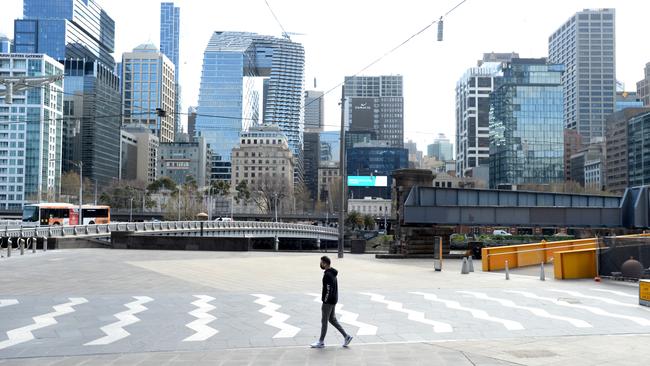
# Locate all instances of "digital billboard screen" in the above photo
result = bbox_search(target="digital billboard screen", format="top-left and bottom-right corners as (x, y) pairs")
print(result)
(347, 176), (388, 187)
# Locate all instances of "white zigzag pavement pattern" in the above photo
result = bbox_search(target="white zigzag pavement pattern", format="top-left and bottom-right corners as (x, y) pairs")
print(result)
(84, 296), (153, 346)
(590, 288), (638, 299)
(0, 300), (18, 308)
(412, 291), (524, 331)
(458, 291), (592, 328)
(0, 297), (87, 350)
(251, 294), (300, 338)
(361, 292), (452, 333)
(183, 295), (218, 342)
(547, 289), (649, 311)
(506, 290), (650, 326)
(307, 293), (378, 336)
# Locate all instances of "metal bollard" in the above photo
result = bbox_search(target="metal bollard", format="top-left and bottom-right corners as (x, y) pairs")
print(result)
(540, 262), (546, 281)
(32, 237), (36, 253)
(19, 238), (24, 255)
(43, 237), (48, 252)
(505, 260), (510, 280)
(461, 257), (469, 274)
(274, 236), (279, 251)
(7, 238), (12, 257)
(468, 256), (475, 272)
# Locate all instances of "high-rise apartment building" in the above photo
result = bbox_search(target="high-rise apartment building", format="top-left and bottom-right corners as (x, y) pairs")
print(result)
(196, 32), (305, 182)
(427, 133), (453, 161)
(120, 126), (159, 183)
(160, 2), (181, 134)
(489, 59), (565, 188)
(304, 90), (324, 131)
(549, 8), (616, 144)
(303, 131), (320, 199)
(605, 108), (650, 193)
(455, 53), (518, 176)
(636, 63), (650, 106)
(121, 43), (176, 143)
(343, 75), (403, 148)
(187, 106), (197, 141)
(0, 54), (64, 208)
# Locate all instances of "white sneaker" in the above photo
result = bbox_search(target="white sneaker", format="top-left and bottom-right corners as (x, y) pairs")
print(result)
(343, 335), (353, 347)
(310, 341), (325, 348)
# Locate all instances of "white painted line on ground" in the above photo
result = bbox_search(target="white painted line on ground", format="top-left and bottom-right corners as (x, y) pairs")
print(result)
(307, 293), (378, 336)
(458, 291), (592, 328)
(360, 292), (452, 333)
(547, 289), (645, 309)
(251, 294), (300, 338)
(411, 291), (524, 331)
(183, 295), (218, 342)
(84, 296), (153, 346)
(591, 288), (637, 299)
(0, 297), (87, 350)
(0, 299), (18, 308)
(506, 290), (650, 326)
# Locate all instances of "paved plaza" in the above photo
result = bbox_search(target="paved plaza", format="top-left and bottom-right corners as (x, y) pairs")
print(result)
(0, 249), (649, 365)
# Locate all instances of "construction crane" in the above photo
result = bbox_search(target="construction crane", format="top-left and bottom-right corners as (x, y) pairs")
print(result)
(0, 75), (64, 104)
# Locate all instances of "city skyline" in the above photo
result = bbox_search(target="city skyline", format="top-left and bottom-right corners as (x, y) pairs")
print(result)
(4, 0), (650, 152)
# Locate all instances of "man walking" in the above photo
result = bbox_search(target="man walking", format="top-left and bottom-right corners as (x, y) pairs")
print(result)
(310, 256), (353, 348)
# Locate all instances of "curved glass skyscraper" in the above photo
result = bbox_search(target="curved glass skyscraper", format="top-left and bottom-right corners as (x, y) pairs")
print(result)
(196, 31), (305, 181)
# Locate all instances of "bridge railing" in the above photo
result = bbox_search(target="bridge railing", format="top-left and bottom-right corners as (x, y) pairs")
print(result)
(0, 221), (338, 239)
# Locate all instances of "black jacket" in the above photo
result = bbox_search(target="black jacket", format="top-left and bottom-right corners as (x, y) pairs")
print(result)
(321, 268), (339, 304)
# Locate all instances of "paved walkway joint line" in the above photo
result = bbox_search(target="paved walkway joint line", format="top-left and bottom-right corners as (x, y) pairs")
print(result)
(183, 295), (218, 342)
(457, 291), (592, 328)
(412, 291), (524, 331)
(307, 293), (378, 336)
(0, 297), (87, 350)
(360, 292), (452, 333)
(84, 296), (153, 346)
(505, 290), (650, 326)
(251, 294), (300, 338)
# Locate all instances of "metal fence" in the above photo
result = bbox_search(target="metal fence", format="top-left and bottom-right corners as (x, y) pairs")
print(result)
(598, 237), (650, 279)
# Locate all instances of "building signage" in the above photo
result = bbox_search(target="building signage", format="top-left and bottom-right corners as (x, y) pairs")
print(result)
(348, 176), (388, 187)
(350, 97), (375, 132)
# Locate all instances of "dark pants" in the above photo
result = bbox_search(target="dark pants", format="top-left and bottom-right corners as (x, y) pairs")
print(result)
(319, 303), (348, 342)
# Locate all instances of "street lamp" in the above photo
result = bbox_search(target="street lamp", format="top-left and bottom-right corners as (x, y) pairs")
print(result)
(129, 197), (134, 222)
(273, 193), (278, 223)
(69, 160), (83, 225)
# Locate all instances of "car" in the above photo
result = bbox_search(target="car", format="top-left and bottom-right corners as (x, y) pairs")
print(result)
(492, 229), (512, 236)
(214, 217), (233, 222)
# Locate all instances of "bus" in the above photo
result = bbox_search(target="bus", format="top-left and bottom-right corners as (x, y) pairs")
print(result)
(22, 203), (111, 226)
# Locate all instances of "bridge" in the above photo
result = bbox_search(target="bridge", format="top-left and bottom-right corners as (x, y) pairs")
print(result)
(0, 221), (339, 251)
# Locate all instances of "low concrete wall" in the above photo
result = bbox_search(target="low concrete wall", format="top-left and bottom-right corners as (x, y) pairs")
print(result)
(110, 232), (250, 251)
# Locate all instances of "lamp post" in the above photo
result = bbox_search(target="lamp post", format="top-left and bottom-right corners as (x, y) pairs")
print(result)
(338, 86), (346, 258)
(69, 161), (83, 225)
(273, 193), (278, 223)
(129, 197), (134, 222)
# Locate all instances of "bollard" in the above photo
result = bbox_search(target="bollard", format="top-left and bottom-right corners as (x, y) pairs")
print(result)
(505, 260), (510, 280)
(540, 262), (546, 281)
(31, 237), (36, 253)
(461, 257), (469, 274)
(274, 236), (279, 251)
(43, 237), (48, 252)
(19, 238), (24, 255)
(7, 238), (12, 257)
(468, 256), (475, 272)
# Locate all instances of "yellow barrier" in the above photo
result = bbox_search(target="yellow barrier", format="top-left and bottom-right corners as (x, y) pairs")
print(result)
(481, 238), (597, 271)
(641, 280), (650, 307)
(553, 248), (597, 279)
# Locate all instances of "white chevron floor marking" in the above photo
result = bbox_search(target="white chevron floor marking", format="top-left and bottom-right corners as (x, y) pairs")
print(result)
(361, 292), (452, 333)
(251, 294), (300, 338)
(547, 289), (647, 310)
(458, 291), (592, 328)
(85, 296), (153, 346)
(591, 288), (637, 299)
(0, 299), (18, 308)
(183, 295), (218, 342)
(307, 293), (378, 336)
(0, 297), (87, 350)
(412, 292), (524, 331)
(506, 290), (650, 326)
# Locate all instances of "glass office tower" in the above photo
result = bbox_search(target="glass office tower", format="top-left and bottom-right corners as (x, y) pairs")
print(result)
(489, 59), (565, 188)
(160, 2), (181, 134)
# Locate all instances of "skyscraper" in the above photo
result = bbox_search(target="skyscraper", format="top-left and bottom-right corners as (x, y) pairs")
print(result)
(636, 62), (650, 106)
(427, 133), (453, 161)
(196, 31), (305, 182)
(0, 54), (64, 207)
(121, 43), (176, 143)
(160, 2), (181, 134)
(0, 34), (11, 53)
(14, 0), (121, 188)
(489, 59), (565, 188)
(304, 90), (324, 131)
(455, 52), (518, 177)
(549, 9), (616, 144)
(343, 75), (403, 148)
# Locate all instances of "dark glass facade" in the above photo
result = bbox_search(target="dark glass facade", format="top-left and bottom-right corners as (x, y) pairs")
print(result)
(627, 112), (650, 187)
(346, 146), (408, 199)
(489, 59), (565, 188)
(303, 131), (320, 199)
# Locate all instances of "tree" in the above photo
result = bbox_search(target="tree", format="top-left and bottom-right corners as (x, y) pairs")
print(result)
(363, 214), (375, 230)
(345, 211), (363, 230)
(209, 180), (230, 197)
(99, 180), (153, 210)
(235, 180), (251, 204)
(163, 179), (204, 220)
(326, 176), (343, 212)
(147, 176), (177, 193)
(251, 173), (292, 214)
(59, 171), (94, 203)
(293, 182), (314, 214)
